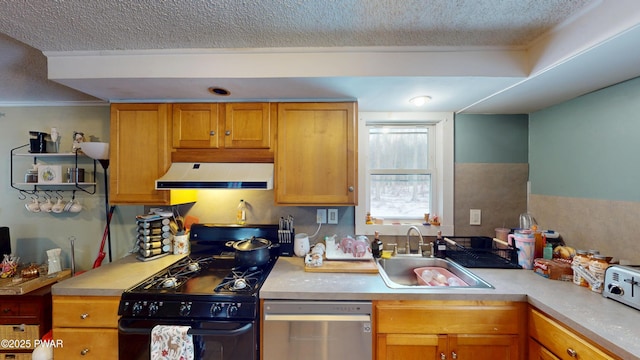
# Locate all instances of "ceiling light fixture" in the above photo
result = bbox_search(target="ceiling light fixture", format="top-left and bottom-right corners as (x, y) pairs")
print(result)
(208, 87), (231, 96)
(409, 96), (432, 106)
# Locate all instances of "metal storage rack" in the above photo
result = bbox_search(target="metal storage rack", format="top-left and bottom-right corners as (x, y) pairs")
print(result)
(444, 236), (522, 269)
(10, 143), (97, 194)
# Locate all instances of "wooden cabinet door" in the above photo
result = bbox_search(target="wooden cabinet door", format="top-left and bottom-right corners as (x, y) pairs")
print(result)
(275, 102), (357, 205)
(377, 333), (446, 360)
(224, 102), (272, 149)
(110, 103), (172, 204)
(173, 103), (219, 148)
(450, 334), (519, 360)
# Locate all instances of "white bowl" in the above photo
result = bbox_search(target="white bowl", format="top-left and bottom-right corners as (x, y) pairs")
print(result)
(80, 142), (109, 160)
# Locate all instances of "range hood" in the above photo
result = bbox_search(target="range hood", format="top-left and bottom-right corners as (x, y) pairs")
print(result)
(156, 163), (273, 190)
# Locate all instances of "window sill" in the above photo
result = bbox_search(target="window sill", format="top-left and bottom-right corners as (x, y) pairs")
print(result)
(356, 223), (453, 237)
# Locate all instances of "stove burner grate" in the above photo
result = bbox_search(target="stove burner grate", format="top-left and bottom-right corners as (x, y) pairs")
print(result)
(137, 256), (214, 290)
(214, 267), (264, 293)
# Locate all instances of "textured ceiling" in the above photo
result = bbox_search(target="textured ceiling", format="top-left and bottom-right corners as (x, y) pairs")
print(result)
(2, 0), (640, 114)
(0, 0), (591, 50)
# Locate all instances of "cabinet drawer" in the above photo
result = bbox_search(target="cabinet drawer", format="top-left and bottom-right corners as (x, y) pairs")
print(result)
(53, 328), (118, 360)
(53, 296), (120, 328)
(0, 303), (19, 317)
(376, 300), (524, 335)
(528, 308), (617, 360)
(0, 325), (39, 350)
(0, 301), (39, 318)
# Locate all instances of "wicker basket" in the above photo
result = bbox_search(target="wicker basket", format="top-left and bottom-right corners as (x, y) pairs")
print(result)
(0, 353), (32, 360)
(0, 324), (39, 350)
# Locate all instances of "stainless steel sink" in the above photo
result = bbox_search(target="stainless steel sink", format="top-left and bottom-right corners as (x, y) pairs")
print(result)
(376, 256), (493, 289)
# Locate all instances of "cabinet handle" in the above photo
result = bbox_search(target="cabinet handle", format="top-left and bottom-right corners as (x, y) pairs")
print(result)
(225, 130), (231, 135)
(440, 353), (446, 359)
(80, 348), (90, 355)
(451, 351), (458, 359)
(2, 308), (10, 313)
(566, 348), (578, 357)
(348, 186), (354, 192)
(80, 313), (89, 319)
(210, 131), (216, 136)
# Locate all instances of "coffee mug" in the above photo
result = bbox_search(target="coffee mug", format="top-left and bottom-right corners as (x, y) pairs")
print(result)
(294, 233), (310, 257)
(25, 198), (41, 212)
(69, 200), (83, 213)
(51, 198), (66, 213)
(39, 198), (53, 212)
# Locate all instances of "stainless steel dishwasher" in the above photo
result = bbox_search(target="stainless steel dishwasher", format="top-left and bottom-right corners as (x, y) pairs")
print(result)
(262, 300), (372, 360)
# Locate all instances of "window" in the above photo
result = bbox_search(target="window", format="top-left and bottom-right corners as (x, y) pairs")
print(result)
(355, 112), (454, 236)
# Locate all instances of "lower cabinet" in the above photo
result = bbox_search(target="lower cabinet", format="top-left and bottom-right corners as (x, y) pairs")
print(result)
(528, 307), (620, 360)
(375, 300), (526, 360)
(52, 295), (120, 359)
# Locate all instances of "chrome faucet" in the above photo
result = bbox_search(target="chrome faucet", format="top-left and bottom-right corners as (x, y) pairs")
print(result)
(405, 226), (425, 256)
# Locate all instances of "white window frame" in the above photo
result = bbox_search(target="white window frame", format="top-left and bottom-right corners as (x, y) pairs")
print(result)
(355, 112), (454, 236)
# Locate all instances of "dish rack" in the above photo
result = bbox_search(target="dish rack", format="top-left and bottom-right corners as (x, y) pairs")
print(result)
(443, 236), (521, 269)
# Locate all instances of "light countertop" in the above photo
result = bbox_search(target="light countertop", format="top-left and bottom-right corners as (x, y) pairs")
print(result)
(261, 256), (640, 360)
(50, 254), (639, 359)
(51, 253), (188, 296)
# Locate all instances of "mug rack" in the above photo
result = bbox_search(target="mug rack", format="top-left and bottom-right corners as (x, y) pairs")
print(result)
(10, 143), (97, 195)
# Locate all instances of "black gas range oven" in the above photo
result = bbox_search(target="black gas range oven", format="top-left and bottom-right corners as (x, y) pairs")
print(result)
(118, 224), (280, 360)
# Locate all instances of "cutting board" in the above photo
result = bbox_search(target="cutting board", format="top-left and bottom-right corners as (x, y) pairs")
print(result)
(305, 259), (379, 273)
(0, 269), (71, 295)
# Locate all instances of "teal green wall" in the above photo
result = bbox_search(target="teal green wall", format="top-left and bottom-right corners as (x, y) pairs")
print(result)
(530, 77), (640, 201)
(455, 114), (528, 163)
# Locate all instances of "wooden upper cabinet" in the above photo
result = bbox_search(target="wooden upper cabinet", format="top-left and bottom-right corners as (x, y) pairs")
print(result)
(275, 102), (357, 206)
(225, 102), (272, 149)
(110, 103), (195, 205)
(172, 103), (220, 149)
(172, 103), (275, 163)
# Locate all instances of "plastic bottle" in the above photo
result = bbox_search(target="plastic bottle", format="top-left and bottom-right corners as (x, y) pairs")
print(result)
(543, 242), (553, 260)
(532, 225), (545, 259)
(236, 199), (247, 225)
(372, 231), (383, 258)
(434, 231), (446, 258)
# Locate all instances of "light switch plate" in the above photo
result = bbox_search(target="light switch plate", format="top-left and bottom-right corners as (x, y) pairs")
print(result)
(328, 209), (339, 224)
(470, 209), (481, 225)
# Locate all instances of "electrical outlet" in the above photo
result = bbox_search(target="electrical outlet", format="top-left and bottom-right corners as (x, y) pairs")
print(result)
(470, 209), (481, 225)
(316, 209), (327, 224)
(328, 209), (339, 224)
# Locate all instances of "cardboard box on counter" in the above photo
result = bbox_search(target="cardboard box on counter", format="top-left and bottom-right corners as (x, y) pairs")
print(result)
(533, 258), (573, 281)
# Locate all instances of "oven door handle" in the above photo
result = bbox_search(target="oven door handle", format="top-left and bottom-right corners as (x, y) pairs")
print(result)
(118, 320), (253, 336)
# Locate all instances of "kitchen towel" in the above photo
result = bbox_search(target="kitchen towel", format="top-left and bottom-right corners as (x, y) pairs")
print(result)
(150, 325), (194, 360)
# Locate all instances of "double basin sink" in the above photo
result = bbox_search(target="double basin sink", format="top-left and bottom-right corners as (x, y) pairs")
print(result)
(376, 256), (493, 289)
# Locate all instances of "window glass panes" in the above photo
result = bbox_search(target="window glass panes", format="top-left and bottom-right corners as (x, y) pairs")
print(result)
(369, 174), (431, 219)
(369, 128), (429, 169)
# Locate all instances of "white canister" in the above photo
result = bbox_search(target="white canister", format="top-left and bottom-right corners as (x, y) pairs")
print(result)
(294, 233), (310, 257)
(173, 233), (190, 255)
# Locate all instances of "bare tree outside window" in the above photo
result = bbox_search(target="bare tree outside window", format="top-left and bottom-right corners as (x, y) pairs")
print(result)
(368, 127), (432, 219)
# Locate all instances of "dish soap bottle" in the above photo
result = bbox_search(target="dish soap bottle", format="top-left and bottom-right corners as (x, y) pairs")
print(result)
(372, 231), (383, 258)
(434, 231), (446, 258)
(236, 199), (247, 225)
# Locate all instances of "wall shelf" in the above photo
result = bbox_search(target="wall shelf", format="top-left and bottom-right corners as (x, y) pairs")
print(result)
(10, 144), (97, 195)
